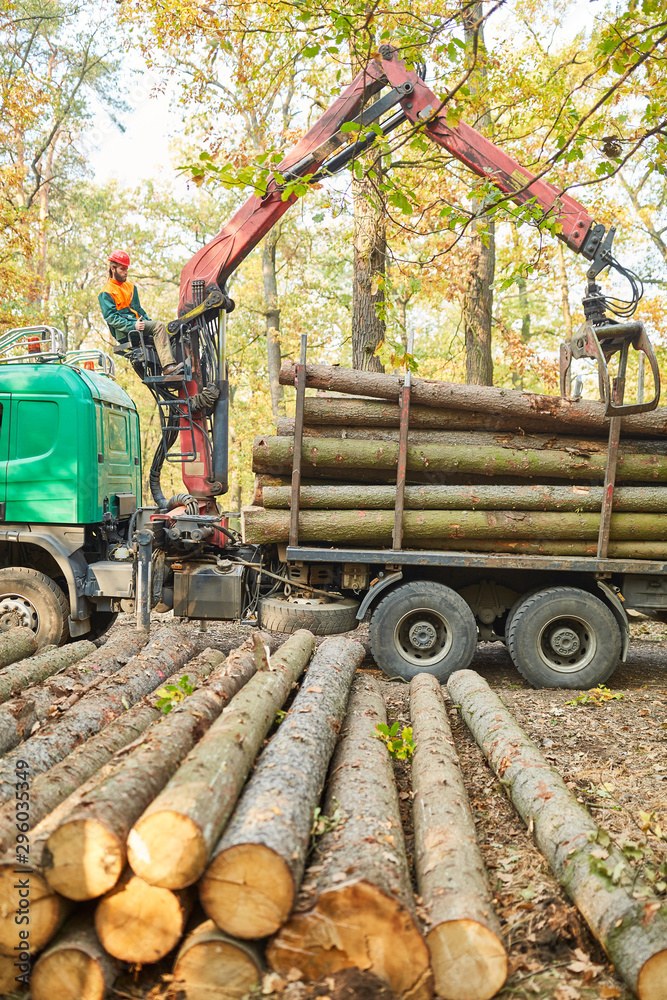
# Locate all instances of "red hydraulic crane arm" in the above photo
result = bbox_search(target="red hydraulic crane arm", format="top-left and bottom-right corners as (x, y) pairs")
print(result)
(178, 51), (601, 315)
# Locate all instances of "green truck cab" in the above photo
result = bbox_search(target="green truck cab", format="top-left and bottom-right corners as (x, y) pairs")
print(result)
(0, 328), (141, 646)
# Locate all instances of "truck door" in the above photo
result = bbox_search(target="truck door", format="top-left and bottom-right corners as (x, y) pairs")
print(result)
(0, 394), (9, 520)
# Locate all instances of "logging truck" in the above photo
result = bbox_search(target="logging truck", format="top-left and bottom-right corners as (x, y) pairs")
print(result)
(2, 49), (666, 690)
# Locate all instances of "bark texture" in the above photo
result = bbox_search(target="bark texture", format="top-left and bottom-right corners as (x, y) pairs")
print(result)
(279, 361), (667, 437)
(94, 868), (194, 964)
(261, 484), (667, 513)
(0, 631), (147, 754)
(43, 648), (232, 901)
(410, 674), (506, 1000)
(0, 626), (199, 802)
(127, 630), (315, 890)
(0, 627), (38, 668)
(263, 229), (285, 417)
(352, 166), (386, 372)
(31, 913), (119, 1000)
(172, 919), (264, 1000)
(253, 434), (667, 483)
(274, 418), (667, 457)
(267, 674), (432, 1000)
(201, 636), (364, 938)
(447, 669), (667, 1000)
(0, 640), (96, 703)
(242, 506), (667, 546)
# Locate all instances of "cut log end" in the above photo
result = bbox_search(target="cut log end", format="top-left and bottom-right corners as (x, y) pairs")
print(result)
(638, 949), (667, 1000)
(426, 919), (507, 1000)
(0, 866), (65, 955)
(267, 880), (432, 1000)
(45, 819), (124, 900)
(127, 812), (207, 889)
(201, 843), (294, 938)
(31, 948), (105, 1000)
(173, 920), (262, 1000)
(95, 872), (192, 964)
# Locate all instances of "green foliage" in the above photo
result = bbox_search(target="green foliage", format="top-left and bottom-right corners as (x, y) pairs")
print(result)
(155, 675), (195, 714)
(566, 685), (624, 707)
(310, 797), (342, 849)
(374, 721), (415, 760)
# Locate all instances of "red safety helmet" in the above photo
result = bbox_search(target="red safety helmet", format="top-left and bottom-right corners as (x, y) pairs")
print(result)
(108, 250), (130, 267)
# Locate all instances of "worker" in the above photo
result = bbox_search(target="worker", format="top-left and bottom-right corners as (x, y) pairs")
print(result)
(99, 250), (183, 376)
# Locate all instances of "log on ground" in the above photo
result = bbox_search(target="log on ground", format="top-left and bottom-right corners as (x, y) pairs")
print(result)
(31, 912), (120, 1000)
(0, 631), (148, 754)
(242, 506), (667, 546)
(201, 635), (364, 938)
(0, 627), (38, 668)
(172, 919), (263, 1000)
(447, 669), (667, 1000)
(0, 656), (210, 957)
(94, 868), (194, 964)
(410, 673), (506, 1000)
(0, 639), (96, 704)
(279, 361), (667, 437)
(43, 647), (235, 901)
(0, 625), (199, 801)
(261, 484), (667, 513)
(253, 434), (667, 483)
(127, 630), (315, 890)
(267, 673), (432, 1000)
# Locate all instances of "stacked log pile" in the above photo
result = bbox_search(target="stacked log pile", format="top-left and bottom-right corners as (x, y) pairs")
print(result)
(242, 362), (667, 556)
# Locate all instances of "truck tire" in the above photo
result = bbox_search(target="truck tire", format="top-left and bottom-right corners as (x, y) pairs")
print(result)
(506, 586), (621, 689)
(369, 580), (477, 683)
(0, 568), (70, 648)
(259, 596), (359, 635)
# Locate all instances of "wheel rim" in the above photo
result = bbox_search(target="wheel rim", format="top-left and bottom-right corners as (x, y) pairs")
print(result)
(394, 607), (453, 666)
(0, 593), (39, 634)
(537, 614), (596, 673)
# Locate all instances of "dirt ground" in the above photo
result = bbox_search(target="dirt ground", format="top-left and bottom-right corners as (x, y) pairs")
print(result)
(10, 612), (667, 1000)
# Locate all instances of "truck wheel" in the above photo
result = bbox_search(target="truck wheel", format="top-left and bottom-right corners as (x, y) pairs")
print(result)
(0, 568), (70, 648)
(369, 581), (477, 683)
(506, 586), (621, 689)
(259, 597), (359, 636)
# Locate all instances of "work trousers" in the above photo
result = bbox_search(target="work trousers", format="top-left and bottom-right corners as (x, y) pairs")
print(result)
(142, 320), (176, 369)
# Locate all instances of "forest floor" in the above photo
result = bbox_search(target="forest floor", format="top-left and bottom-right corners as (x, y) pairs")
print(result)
(17, 613), (667, 1000)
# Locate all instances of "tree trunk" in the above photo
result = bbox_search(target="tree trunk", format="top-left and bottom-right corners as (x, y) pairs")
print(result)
(410, 674), (506, 1000)
(556, 242), (574, 395)
(1, 642), (98, 705)
(0, 627), (38, 668)
(352, 166), (386, 371)
(267, 674), (432, 1000)
(447, 670), (667, 1000)
(0, 626), (199, 802)
(0, 633), (149, 754)
(462, 2), (495, 386)
(279, 361), (667, 437)
(172, 919), (263, 1000)
(261, 484), (667, 513)
(31, 913), (120, 1000)
(201, 636), (364, 938)
(94, 868), (194, 964)
(253, 434), (667, 483)
(43, 648), (235, 901)
(242, 505), (667, 546)
(274, 419), (667, 456)
(263, 229), (285, 417)
(126, 630), (315, 890)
